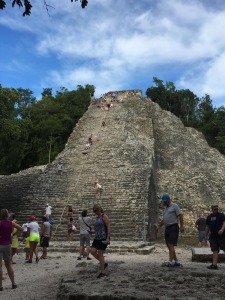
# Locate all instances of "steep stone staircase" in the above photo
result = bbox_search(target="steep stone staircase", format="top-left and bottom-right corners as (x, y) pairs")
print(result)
(2, 94), (155, 245)
(2, 91), (225, 252)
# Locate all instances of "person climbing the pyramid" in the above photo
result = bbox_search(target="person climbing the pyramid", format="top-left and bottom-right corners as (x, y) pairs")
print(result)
(95, 181), (103, 198)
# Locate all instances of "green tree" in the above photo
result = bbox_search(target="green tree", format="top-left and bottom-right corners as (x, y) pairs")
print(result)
(146, 78), (225, 155)
(28, 97), (69, 165)
(177, 89), (199, 126)
(16, 88), (36, 118)
(0, 118), (31, 174)
(0, 85), (18, 119)
(146, 77), (199, 124)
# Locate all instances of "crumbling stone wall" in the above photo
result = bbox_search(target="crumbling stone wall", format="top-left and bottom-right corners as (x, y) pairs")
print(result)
(150, 100), (225, 234)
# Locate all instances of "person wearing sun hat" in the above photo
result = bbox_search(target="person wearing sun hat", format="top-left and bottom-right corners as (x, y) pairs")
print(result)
(205, 205), (225, 270)
(158, 194), (184, 267)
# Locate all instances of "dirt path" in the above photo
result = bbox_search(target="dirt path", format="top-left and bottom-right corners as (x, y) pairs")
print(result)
(1, 244), (225, 300)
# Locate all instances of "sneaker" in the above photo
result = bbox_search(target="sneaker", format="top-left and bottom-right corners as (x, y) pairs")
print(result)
(0, 287), (3, 291)
(25, 260), (32, 263)
(87, 257), (91, 260)
(174, 261), (183, 267)
(12, 284), (17, 289)
(162, 261), (175, 267)
(77, 257), (81, 260)
(162, 261), (173, 267)
(207, 264), (218, 270)
(97, 272), (106, 278)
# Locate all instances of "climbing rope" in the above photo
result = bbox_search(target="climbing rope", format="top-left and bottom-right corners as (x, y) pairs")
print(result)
(52, 98), (112, 238)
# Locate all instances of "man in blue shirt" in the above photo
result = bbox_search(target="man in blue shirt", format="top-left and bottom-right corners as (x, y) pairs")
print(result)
(205, 205), (225, 269)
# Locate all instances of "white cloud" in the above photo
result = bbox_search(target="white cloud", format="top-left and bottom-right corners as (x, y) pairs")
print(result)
(1, 0), (225, 106)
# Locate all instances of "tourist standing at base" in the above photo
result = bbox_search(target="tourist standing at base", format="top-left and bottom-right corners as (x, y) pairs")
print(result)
(158, 194), (184, 267)
(205, 205), (225, 270)
(91, 204), (110, 278)
(195, 214), (206, 247)
(26, 215), (40, 263)
(40, 216), (52, 259)
(67, 218), (77, 240)
(77, 210), (92, 260)
(22, 220), (29, 242)
(0, 209), (22, 291)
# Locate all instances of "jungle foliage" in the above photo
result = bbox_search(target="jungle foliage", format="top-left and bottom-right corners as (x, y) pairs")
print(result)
(1, 78), (224, 175)
(146, 77), (225, 155)
(0, 84), (94, 174)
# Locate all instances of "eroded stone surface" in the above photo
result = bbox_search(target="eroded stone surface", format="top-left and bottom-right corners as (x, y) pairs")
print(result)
(0, 92), (225, 241)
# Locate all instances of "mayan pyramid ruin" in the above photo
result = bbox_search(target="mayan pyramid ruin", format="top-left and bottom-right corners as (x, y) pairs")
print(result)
(1, 90), (225, 241)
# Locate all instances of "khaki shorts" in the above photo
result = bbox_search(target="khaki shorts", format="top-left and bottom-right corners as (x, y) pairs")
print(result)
(80, 234), (90, 247)
(0, 244), (12, 261)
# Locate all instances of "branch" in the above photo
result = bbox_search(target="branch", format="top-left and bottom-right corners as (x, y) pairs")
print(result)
(43, 0), (55, 16)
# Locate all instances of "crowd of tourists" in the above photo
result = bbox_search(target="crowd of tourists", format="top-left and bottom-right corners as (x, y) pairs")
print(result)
(0, 203), (111, 291)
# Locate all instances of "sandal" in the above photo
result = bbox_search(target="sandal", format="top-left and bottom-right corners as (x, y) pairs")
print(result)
(207, 264), (218, 270)
(97, 272), (106, 278)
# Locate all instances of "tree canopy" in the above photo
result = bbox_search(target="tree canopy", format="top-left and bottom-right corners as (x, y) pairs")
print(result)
(0, 0), (88, 16)
(146, 77), (225, 155)
(0, 78), (224, 175)
(0, 84), (94, 174)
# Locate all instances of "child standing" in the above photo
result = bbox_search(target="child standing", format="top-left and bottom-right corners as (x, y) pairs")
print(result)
(67, 218), (77, 240)
(24, 236), (30, 260)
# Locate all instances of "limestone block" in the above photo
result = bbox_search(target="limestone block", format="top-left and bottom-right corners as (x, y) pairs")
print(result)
(192, 247), (225, 262)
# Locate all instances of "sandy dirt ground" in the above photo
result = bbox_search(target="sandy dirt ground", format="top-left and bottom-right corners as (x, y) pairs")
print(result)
(1, 242), (225, 300)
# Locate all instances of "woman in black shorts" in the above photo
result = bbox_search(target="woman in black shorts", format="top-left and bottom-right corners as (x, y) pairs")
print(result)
(91, 204), (110, 278)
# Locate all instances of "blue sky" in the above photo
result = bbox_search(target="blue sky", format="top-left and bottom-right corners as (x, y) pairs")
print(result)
(1, 0), (225, 107)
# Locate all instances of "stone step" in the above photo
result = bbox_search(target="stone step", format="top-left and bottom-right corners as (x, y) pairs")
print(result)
(17, 241), (155, 254)
(192, 247), (225, 262)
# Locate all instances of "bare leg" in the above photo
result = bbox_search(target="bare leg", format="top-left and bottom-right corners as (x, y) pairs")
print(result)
(86, 246), (91, 258)
(42, 247), (47, 258)
(34, 243), (38, 259)
(29, 241), (38, 261)
(167, 244), (178, 261)
(29, 241), (35, 261)
(212, 251), (219, 265)
(79, 246), (84, 257)
(91, 248), (105, 273)
(97, 250), (105, 272)
(4, 260), (16, 285)
(0, 260), (3, 288)
(11, 248), (17, 263)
